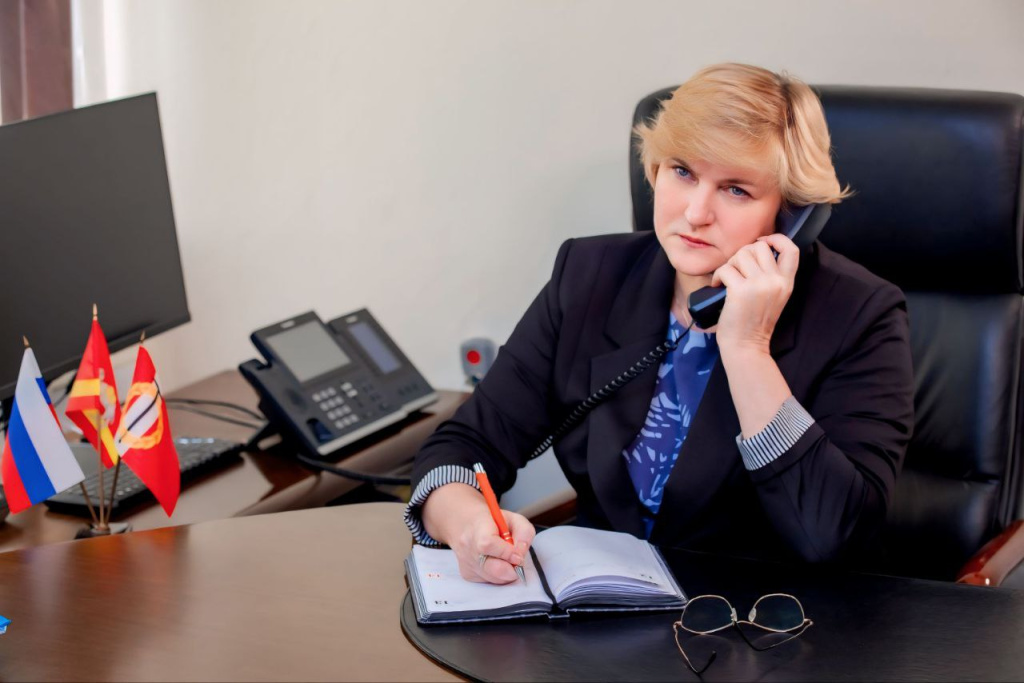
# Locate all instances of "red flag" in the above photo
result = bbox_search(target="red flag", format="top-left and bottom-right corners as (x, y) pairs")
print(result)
(65, 316), (123, 468)
(114, 346), (179, 516)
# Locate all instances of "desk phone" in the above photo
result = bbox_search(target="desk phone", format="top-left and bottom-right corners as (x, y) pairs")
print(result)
(239, 309), (437, 457)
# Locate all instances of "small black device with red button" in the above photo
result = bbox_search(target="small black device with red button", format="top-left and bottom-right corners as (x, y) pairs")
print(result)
(459, 338), (496, 386)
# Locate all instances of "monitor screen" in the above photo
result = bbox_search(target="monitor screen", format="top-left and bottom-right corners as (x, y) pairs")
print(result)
(0, 93), (190, 400)
(264, 322), (351, 383)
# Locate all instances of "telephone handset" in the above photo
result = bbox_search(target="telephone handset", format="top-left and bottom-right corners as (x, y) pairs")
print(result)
(239, 309), (437, 458)
(686, 203), (832, 329)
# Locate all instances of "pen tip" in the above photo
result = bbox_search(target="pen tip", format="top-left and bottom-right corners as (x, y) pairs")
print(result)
(516, 565), (526, 583)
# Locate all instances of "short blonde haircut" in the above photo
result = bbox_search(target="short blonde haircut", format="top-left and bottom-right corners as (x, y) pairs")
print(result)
(634, 63), (851, 206)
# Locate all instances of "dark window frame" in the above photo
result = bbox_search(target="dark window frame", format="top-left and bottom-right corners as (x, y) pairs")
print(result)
(0, 0), (72, 123)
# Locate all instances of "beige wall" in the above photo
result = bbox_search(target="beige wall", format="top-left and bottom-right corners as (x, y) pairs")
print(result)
(75, 0), (1024, 393)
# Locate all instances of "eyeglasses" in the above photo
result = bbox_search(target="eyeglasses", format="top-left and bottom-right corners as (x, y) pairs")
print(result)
(672, 593), (813, 675)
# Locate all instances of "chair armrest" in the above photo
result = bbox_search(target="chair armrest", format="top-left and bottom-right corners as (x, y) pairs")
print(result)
(956, 520), (1024, 587)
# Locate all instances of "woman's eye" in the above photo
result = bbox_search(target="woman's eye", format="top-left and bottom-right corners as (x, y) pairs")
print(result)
(674, 166), (691, 179)
(727, 186), (749, 198)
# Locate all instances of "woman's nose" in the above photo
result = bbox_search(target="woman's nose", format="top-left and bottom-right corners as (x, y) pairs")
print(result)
(684, 192), (714, 227)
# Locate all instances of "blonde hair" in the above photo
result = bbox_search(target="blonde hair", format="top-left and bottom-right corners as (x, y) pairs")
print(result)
(634, 63), (851, 206)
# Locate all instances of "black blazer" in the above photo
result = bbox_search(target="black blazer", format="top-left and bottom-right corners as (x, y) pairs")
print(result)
(412, 231), (915, 564)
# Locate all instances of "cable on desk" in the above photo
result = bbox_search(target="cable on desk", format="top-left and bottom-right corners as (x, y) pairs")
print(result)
(166, 403), (266, 430)
(293, 453), (412, 486)
(240, 426), (412, 486)
(165, 397), (265, 421)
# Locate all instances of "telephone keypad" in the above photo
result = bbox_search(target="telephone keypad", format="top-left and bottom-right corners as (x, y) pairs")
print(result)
(314, 379), (373, 433)
(310, 367), (427, 440)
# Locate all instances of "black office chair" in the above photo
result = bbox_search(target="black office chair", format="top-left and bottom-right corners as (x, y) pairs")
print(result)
(630, 84), (1024, 586)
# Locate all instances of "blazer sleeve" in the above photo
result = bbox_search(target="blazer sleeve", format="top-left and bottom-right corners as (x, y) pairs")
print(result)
(746, 282), (915, 563)
(408, 238), (575, 497)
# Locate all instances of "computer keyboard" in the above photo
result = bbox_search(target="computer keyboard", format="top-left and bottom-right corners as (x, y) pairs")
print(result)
(44, 437), (244, 517)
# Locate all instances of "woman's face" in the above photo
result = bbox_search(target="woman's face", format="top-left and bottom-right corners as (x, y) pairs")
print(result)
(653, 157), (784, 279)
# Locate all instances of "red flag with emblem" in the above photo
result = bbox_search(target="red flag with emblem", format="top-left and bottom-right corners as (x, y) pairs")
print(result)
(115, 345), (180, 516)
(65, 313), (123, 468)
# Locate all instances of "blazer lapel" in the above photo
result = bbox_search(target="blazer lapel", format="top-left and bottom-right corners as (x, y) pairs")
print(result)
(768, 242), (818, 357)
(585, 238), (675, 537)
(649, 357), (741, 544)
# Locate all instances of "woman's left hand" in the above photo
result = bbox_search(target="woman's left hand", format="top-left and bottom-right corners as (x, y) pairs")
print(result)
(710, 233), (799, 354)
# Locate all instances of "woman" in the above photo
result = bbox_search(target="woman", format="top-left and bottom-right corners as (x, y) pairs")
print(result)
(405, 63), (914, 584)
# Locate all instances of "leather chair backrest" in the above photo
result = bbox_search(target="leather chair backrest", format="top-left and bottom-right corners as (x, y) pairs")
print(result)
(630, 85), (1024, 580)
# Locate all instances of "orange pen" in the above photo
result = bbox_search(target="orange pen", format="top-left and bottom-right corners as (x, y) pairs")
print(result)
(473, 463), (526, 584)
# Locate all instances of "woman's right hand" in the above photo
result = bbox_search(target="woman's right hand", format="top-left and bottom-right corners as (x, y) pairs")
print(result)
(421, 482), (536, 584)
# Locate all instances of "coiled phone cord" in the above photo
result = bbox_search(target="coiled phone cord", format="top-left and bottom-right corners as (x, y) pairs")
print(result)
(524, 319), (693, 462)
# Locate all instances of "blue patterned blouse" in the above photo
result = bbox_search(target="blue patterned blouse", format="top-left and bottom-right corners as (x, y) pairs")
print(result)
(623, 313), (719, 538)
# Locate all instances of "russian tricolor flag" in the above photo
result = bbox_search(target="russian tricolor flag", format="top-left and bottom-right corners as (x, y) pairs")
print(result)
(1, 348), (85, 514)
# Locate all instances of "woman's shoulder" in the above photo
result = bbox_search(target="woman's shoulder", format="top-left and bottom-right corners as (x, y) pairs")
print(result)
(559, 230), (658, 254)
(798, 242), (907, 324)
(552, 231), (660, 273)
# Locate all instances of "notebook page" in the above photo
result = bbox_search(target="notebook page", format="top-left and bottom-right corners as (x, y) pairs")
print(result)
(531, 526), (676, 600)
(410, 545), (551, 615)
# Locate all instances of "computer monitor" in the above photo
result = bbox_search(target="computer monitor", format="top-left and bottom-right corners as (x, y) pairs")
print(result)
(0, 93), (190, 402)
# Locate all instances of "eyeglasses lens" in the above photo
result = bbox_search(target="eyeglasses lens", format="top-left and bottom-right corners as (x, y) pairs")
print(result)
(749, 594), (805, 631)
(681, 595), (734, 633)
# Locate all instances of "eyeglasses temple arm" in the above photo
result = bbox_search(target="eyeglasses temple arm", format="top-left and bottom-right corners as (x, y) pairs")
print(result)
(673, 623), (718, 676)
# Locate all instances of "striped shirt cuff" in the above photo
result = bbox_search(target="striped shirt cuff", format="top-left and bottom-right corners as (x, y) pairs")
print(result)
(403, 464), (479, 546)
(736, 396), (815, 471)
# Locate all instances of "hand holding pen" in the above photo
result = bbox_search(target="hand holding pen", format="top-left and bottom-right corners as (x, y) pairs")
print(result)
(418, 464), (535, 584)
(474, 463), (527, 584)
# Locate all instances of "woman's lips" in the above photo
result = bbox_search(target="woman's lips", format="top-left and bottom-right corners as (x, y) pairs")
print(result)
(679, 234), (711, 248)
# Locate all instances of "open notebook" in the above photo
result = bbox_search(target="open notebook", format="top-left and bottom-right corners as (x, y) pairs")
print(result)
(405, 526), (687, 624)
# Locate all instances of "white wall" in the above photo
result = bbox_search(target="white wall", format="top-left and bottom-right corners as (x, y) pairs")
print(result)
(74, 0), (1024, 394)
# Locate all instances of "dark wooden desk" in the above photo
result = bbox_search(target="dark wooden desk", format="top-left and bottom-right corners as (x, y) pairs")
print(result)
(0, 371), (467, 553)
(403, 542), (1024, 682)
(3, 501), (1023, 682)
(0, 502), (456, 681)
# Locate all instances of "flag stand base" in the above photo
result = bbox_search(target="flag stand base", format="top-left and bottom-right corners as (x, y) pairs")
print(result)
(75, 522), (132, 539)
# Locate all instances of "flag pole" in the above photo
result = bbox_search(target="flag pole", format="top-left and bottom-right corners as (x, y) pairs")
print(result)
(103, 330), (141, 527)
(79, 485), (101, 527)
(95, 369), (109, 532)
(92, 305), (110, 532)
(105, 463), (121, 528)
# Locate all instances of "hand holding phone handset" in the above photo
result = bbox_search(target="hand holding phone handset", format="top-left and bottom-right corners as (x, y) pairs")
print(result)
(686, 203), (832, 330)
(524, 203), (831, 463)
